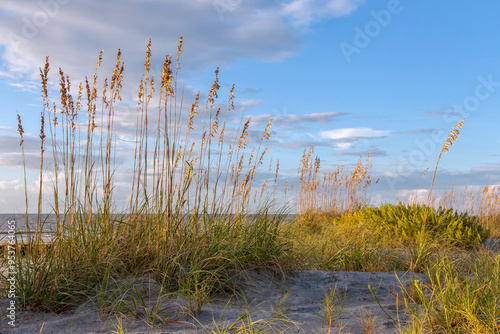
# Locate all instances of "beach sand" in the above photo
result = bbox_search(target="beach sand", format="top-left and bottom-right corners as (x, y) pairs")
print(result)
(0, 269), (429, 334)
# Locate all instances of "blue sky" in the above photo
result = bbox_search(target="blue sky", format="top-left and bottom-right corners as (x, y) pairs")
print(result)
(0, 0), (499, 212)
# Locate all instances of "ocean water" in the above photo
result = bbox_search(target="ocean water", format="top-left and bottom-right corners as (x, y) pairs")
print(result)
(0, 213), (59, 245)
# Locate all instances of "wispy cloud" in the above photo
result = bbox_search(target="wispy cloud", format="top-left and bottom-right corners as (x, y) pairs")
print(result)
(0, 71), (13, 78)
(375, 163), (500, 204)
(0, 133), (39, 154)
(279, 140), (331, 149)
(0, 0), (364, 91)
(334, 147), (388, 157)
(0, 126), (15, 132)
(250, 111), (343, 127)
(395, 128), (437, 135)
(236, 99), (265, 112)
(8, 81), (39, 92)
(238, 87), (263, 94)
(425, 110), (464, 118)
(320, 127), (390, 149)
(281, 0), (364, 27)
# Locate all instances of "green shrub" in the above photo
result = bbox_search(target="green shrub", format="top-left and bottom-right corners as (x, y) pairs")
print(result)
(353, 202), (489, 248)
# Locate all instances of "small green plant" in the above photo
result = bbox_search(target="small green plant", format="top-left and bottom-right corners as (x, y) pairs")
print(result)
(93, 266), (135, 316)
(200, 298), (301, 334)
(367, 279), (396, 322)
(358, 308), (376, 334)
(130, 285), (173, 328)
(109, 315), (126, 334)
(178, 264), (219, 316)
(323, 283), (348, 333)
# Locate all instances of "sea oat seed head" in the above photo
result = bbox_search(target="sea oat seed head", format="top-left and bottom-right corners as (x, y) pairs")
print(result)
(177, 36), (183, 64)
(17, 114), (24, 145)
(238, 119), (250, 149)
(261, 118), (272, 141)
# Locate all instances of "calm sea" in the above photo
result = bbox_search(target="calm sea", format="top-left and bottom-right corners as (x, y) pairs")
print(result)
(0, 213), (60, 245)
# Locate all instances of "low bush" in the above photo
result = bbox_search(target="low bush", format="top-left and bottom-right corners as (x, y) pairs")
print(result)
(353, 202), (489, 248)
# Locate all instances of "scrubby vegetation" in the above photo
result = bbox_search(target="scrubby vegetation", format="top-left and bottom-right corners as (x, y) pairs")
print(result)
(353, 202), (489, 248)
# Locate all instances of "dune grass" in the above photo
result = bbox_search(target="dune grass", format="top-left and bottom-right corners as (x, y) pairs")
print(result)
(8, 38), (294, 316)
(2, 39), (500, 333)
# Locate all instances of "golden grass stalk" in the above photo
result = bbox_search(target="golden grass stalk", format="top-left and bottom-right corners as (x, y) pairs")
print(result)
(37, 57), (49, 228)
(17, 114), (29, 232)
(428, 118), (466, 204)
(297, 146), (372, 215)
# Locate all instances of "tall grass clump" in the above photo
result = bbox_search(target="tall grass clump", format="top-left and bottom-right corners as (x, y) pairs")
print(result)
(9, 38), (294, 315)
(282, 147), (393, 271)
(284, 153), (399, 272)
(440, 185), (500, 238)
(297, 146), (375, 215)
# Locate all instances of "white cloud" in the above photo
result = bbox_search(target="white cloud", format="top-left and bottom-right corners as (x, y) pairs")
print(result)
(320, 127), (390, 149)
(236, 99), (265, 113)
(321, 127), (388, 140)
(0, 0), (369, 211)
(0, 177), (30, 212)
(250, 111), (342, 126)
(0, 126), (14, 132)
(0, 178), (23, 191)
(0, 133), (40, 155)
(0, 70), (13, 78)
(281, 0), (363, 27)
(0, 0), (364, 85)
(0, 1), (301, 82)
(398, 188), (429, 204)
(9, 81), (39, 92)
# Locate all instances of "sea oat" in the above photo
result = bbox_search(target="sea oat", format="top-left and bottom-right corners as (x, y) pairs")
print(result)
(207, 67), (220, 105)
(428, 118), (466, 203)
(238, 119), (250, 149)
(262, 118), (272, 141)
(188, 92), (200, 131)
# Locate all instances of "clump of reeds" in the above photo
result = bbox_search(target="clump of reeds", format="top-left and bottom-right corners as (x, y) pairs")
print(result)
(297, 146), (375, 216)
(10, 38), (292, 315)
(440, 185), (500, 237)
